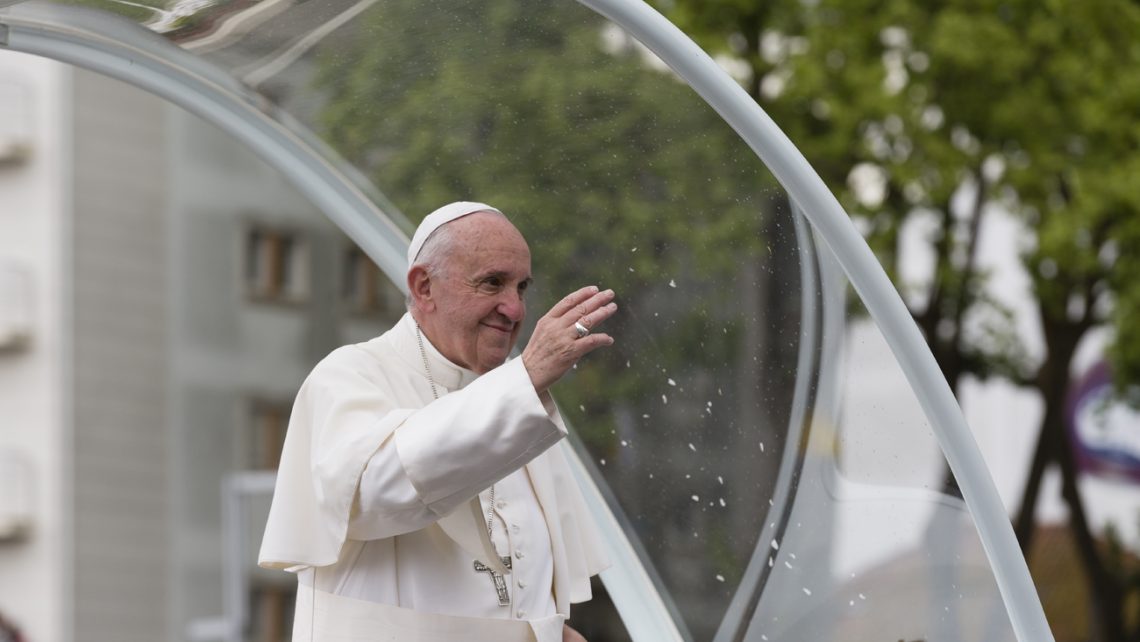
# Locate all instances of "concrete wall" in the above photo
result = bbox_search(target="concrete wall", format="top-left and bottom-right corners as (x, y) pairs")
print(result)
(0, 51), (70, 642)
(70, 67), (171, 642)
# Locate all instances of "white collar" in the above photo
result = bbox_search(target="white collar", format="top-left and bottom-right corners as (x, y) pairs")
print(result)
(394, 313), (481, 391)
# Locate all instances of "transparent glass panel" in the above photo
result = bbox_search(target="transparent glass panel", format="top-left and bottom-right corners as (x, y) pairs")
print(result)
(291, 3), (799, 639)
(737, 224), (1017, 640)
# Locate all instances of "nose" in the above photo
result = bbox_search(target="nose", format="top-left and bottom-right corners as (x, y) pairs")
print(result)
(497, 291), (525, 323)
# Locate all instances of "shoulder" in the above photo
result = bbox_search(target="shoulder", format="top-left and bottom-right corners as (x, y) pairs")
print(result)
(306, 330), (415, 388)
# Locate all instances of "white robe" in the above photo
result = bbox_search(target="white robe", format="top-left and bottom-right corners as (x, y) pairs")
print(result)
(259, 313), (609, 641)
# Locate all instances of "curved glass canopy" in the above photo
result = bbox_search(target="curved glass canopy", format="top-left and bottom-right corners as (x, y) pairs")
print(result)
(0, 0), (1053, 640)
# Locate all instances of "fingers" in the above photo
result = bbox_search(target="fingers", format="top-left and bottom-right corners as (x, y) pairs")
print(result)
(549, 285), (602, 318)
(575, 300), (617, 334)
(551, 286), (614, 322)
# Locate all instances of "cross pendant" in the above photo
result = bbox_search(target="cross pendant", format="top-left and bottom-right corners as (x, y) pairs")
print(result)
(473, 556), (513, 606)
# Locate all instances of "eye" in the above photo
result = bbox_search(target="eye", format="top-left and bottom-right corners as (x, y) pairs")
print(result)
(479, 276), (504, 291)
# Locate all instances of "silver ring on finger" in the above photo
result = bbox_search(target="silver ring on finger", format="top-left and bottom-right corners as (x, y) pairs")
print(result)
(574, 320), (590, 339)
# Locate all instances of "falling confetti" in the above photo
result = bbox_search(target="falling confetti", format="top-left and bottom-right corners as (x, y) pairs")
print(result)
(715, 574), (725, 582)
(669, 279), (677, 288)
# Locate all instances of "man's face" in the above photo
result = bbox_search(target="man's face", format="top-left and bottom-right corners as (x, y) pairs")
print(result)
(419, 213), (533, 374)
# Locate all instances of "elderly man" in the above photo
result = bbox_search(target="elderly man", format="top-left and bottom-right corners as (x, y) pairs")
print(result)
(259, 202), (617, 642)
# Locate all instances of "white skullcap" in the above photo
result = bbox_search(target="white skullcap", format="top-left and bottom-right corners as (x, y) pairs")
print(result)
(406, 201), (504, 269)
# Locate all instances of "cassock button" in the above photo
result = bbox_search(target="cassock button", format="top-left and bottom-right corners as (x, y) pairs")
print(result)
(518, 579), (527, 589)
(511, 524), (520, 534)
(514, 549), (525, 559)
(496, 500), (507, 509)
(517, 610), (527, 619)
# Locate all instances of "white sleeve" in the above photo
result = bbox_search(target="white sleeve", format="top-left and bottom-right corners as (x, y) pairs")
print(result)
(347, 357), (566, 540)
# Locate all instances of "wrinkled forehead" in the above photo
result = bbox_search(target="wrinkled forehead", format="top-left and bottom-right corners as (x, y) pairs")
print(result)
(448, 213), (532, 270)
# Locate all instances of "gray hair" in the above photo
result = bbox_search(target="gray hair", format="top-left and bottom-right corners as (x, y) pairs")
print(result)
(404, 217), (461, 311)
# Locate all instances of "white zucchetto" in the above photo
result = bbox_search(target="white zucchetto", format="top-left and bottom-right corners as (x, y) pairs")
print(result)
(407, 201), (504, 268)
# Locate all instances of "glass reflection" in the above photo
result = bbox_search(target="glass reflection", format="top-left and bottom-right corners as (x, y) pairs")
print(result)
(740, 242), (1016, 641)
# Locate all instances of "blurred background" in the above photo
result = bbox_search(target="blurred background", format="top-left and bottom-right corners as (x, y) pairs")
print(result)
(1, 0), (1138, 641)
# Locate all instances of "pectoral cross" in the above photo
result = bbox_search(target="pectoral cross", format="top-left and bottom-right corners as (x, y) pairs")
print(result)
(473, 556), (513, 606)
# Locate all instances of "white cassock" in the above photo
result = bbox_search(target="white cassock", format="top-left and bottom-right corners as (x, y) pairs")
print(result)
(259, 313), (609, 642)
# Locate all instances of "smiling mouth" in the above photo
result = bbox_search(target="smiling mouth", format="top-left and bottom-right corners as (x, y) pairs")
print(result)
(483, 322), (513, 334)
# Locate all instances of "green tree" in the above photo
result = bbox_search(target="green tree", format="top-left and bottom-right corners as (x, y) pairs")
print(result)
(650, 0), (1140, 638)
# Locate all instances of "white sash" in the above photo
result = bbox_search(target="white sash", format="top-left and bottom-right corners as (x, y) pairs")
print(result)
(293, 584), (565, 642)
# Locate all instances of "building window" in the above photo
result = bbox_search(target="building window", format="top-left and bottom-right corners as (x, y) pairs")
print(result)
(244, 226), (309, 304)
(247, 399), (290, 470)
(343, 245), (403, 318)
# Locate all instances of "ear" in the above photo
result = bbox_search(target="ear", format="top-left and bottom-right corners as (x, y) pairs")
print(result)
(407, 265), (435, 312)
